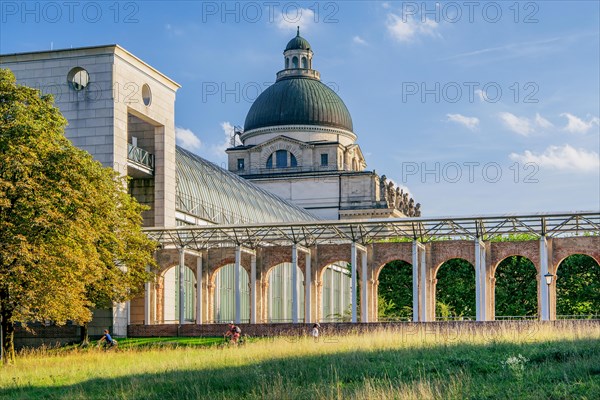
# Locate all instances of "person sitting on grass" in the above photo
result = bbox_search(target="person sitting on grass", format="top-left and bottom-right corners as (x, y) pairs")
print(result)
(98, 329), (117, 349)
(225, 322), (241, 345)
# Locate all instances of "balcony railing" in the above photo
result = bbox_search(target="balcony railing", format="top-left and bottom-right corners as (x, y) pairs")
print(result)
(128, 143), (155, 172)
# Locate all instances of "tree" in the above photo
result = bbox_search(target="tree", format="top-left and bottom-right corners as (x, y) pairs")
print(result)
(377, 260), (412, 320)
(557, 254), (600, 316)
(435, 259), (476, 319)
(0, 69), (155, 363)
(494, 256), (538, 317)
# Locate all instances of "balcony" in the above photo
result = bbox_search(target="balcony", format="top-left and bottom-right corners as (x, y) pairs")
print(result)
(127, 143), (154, 176)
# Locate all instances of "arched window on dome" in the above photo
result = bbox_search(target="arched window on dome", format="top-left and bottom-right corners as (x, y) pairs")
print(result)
(285, 58), (289, 69)
(301, 57), (307, 68)
(292, 56), (298, 69)
(266, 150), (298, 169)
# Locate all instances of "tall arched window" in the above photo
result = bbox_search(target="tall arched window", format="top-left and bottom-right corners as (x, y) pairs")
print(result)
(285, 58), (289, 69)
(292, 56), (299, 68)
(301, 57), (307, 68)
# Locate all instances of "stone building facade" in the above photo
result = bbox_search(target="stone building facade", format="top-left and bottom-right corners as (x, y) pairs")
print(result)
(227, 30), (421, 220)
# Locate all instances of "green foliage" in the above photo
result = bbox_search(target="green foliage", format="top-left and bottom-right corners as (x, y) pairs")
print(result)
(377, 260), (412, 320)
(436, 259), (476, 318)
(557, 254), (600, 316)
(489, 233), (539, 242)
(495, 256), (538, 317)
(0, 69), (156, 362)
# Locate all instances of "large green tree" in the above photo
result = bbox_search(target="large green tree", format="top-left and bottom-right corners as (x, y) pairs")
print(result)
(557, 254), (600, 316)
(435, 259), (476, 319)
(0, 69), (155, 363)
(494, 256), (538, 317)
(377, 260), (412, 320)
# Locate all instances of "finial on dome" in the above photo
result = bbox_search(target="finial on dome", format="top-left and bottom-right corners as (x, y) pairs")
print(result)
(297, 26), (300, 36)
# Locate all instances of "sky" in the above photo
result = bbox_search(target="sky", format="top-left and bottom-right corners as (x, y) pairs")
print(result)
(1, 1), (599, 217)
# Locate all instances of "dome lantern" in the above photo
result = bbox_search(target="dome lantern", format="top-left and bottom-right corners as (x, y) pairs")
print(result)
(242, 30), (353, 137)
(281, 27), (316, 78)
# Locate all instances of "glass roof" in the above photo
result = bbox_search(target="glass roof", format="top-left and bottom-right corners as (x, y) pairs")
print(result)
(176, 146), (318, 224)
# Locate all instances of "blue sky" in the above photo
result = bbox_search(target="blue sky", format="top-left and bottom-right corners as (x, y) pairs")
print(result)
(2, 1), (599, 216)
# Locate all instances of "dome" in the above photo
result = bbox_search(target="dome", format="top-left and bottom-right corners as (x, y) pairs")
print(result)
(243, 77), (354, 132)
(285, 28), (311, 51)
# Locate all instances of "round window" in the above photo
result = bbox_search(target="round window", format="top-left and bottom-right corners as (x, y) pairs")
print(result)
(67, 67), (89, 91)
(142, 84), (152, 106)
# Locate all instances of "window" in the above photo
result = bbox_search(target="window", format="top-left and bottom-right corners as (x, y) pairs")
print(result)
(301, 57), (307, 68)
(142, 84), (152, 106)
(321, 154), (328, 166)
(292, 56), (298, 68)
(276, 150), (287, 168)
(67, 67), (89, 91)
(266, 150), (297, 169)
(285, 58), (289, 69)
(237, 158), (245, 170)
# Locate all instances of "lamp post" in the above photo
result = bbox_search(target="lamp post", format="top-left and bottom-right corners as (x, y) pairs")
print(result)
(544, 273), (554, 320)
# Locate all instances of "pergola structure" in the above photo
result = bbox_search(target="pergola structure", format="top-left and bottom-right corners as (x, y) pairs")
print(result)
(141, 211), (600, 326)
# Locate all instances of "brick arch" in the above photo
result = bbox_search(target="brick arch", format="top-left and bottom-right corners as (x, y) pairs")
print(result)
(491, 254), (537, 276)
(155, 249), (198, 276)
(552, 236), (600, 271)
(261, 246), (307, 277)
(209, 257), (251, 287)
(433, 257), (475, 280)
(554, 253), (600, 274)
(490, 241), (540, 273)
(430, 241), (476, 277)
(374, 258), (412, 281)
(316, 243), (351, 278)
(318, 260), (350, 282)
(371, 242), (413, 279)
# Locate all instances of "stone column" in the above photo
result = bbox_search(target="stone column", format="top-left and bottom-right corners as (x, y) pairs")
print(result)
(361, 250), (368, 323)
(178, 247), (185, 325)
(291, 245), (299, 323)
(196, 256), (202, 324)
(250, 254), (257, 324)
(234, 246), (242, 324)
(475, 239), (488, 321)
(305, 251), (312, 323)
(351, 243), (358, 323)
(539, 236), (551, 321)
(144, 272), (152, 325)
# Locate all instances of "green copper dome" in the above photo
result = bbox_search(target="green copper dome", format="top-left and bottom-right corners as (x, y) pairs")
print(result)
(244, 77), (354, 132)
(285, 28), (311, 51)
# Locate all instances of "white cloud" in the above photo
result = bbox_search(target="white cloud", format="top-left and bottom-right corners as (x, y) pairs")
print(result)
(510, 145), (600, 172)
(165, 23), (184, 36)
(560, 113), (600, 134)
(535, 113), (554, 129)
(499, 112), (533, 136)
(382, 2), (391, 9)
(474, 89), (488, 102)
(276, 8), (315, 33)
(446, 113), (479, 131)
(353, 36), (367, 45)
(211, 121), (235, 158)
(175, 126), (202, 150)
(386, 13), (440, 43)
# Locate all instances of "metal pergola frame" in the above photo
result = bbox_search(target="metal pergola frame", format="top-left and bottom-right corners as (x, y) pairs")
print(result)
(144, 211), (600, 250)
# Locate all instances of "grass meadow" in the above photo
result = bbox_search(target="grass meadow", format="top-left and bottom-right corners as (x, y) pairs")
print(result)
(1, 321), (599, 399)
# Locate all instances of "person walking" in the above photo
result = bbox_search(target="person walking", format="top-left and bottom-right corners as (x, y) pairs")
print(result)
(311, 323), (320, 342)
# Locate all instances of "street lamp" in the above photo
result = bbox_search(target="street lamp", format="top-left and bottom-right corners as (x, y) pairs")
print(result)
(544, 273), (554, 320)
